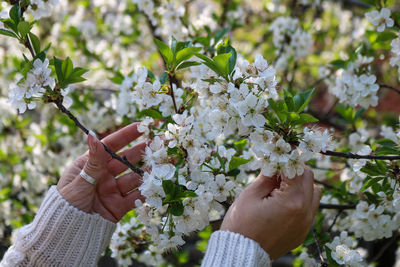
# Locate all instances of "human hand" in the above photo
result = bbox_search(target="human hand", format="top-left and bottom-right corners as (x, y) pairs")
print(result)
(57, 122), (146, 223)
(220, 166), (321, 259)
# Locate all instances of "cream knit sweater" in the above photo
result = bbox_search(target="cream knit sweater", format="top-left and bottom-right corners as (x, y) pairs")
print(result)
(0, 186), (271, 267)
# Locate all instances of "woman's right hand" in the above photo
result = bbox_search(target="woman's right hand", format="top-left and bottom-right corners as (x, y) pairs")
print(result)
(220, 166), (321, 259)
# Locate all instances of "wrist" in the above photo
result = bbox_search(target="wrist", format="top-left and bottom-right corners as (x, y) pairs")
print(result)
(58, 178), (95, 213)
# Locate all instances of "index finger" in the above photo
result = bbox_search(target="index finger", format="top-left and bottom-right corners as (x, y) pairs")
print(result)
(101, 122), (143, 152)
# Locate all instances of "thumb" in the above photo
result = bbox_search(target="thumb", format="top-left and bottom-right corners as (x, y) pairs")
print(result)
(82, 131), (109, 182)
(247, 172), (281, 199)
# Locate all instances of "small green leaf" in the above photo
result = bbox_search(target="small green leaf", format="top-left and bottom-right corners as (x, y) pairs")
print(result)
(162, 180), (175, 196)
(293, 113), (319, 125)
(329, 59), (346, 69)
(360, 177), (382, 192)
(175, 46), (202, 67)
(154, 38), (173, 69)
(62, 57), (73, 79)
(284, 93), (295, 112)
(109, 72), (124, 84)
(29, 32), (40, 54)
(53, 57), (63, 82)
(17, 21), (31, 37)
(179, 190), (198, 199)
(213, 53), (231, 78)
(3, 20), (18, 33)
(9, 5), (21, 25)
(138, 109), (163, 119)
(229, 157), (251, 171)
(176, 61), (201, 71)
(376, 31), (398, 42)
(0, 29), (17, 38)
(170, 201), (184, 216)
(234, 139), (248, 151)
(214, 27), (231, 46)
(160, 72), (168, 84)
(294, 88), (314, 113)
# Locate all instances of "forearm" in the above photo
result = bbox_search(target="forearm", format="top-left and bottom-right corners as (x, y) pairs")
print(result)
(201, 231), (271, 267)
(0, 186), (116, 267)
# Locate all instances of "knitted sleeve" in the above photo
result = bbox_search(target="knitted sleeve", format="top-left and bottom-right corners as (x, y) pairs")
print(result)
(0, 186), (116, 267)
(201, 230), (271, 267)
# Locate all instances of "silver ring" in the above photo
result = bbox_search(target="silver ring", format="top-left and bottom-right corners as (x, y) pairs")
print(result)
(80, 169), (97, 185)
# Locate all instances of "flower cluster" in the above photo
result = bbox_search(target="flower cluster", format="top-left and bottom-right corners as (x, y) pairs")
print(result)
(390, 36), (400, 81)
(269, 16), (313, 70)
(330, 56), (379, 108)
(109, 53), (334, 257)
(365, 8), (394, 32)
(7, 59), (72, 113)
(326, 231), (363, 266)
(25, 0), (60, 20)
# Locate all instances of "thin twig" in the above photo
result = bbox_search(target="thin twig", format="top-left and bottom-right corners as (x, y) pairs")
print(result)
(314, 179), (336, 190)
(370, 233), (399, 263)
(55, 102), (144, 176)
(321, 150), (400, 160)
(379, 84), (400, 95)
(311, 227), (328, 267)
(327, 210), (343, 233)
(19, 20), (144, 177)
(319, 203), (356, 210)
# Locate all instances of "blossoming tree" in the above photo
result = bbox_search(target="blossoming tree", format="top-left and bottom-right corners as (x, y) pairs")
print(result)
(1, 0), (400, 266)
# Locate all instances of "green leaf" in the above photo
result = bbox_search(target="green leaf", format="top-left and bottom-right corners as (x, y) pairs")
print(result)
(0, 29), (17, 38)
(65, 76), (86, 84)
(361, 162), (384, 176)
(9, 5), (21, 25)
(293, 113), (319, 125)
(162, 180), (175, 196)
(176, 61), (201, 71)
(138, 109), (163, 119)
(229, 157), (251, 171)
(234, 139), (248, 151)
(214, 27), (231, 45)
(179, 190), (198, 199)
(29, 32), (40, 54)
(3, 20), (18, 33)
(53, 57), (63, 82)
(17, 21), (31, 37)
(170, 201), (184, 216)
(284, 93), (295, 112)
(196, 53), (220, 77)
(62, 57), (73, 79)
(109, 72), (124, 84)
(287, 112), (300, 122)
(213, 53), (231, 78)
(294, 88), (314, 112)
(360, 177), (383, 192)
(160, 72), (168, 84)
(175, 46), (202, 67)
(376, 31), (398, 42)
(329, 59), (346, 69)
(70, 67), (89, 77)
(154, 38), (173, 69)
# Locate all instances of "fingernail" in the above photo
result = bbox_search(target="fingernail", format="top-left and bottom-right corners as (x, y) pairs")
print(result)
(89, 130), (98, 140)
(88, 133), (96, 151)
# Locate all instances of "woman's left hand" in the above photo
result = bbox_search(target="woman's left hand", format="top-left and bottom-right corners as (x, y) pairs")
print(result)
(57, 122), (146, 222)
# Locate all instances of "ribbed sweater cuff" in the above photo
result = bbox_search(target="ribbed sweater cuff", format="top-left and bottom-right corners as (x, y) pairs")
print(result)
(201, 230), (271, 267)
(1, 186), (116, 267)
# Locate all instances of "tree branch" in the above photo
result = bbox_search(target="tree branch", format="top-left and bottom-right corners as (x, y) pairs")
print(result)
(379, 84), (400, 95)
(311, 227), (328, 267)
(19, 20), (144, 177)
(321, 150), (400, 160)
(319, 203), (356, 210)
(55, 102), (144, 176)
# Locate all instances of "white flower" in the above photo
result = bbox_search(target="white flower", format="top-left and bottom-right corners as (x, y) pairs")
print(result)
(365, 8), (394, 32)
